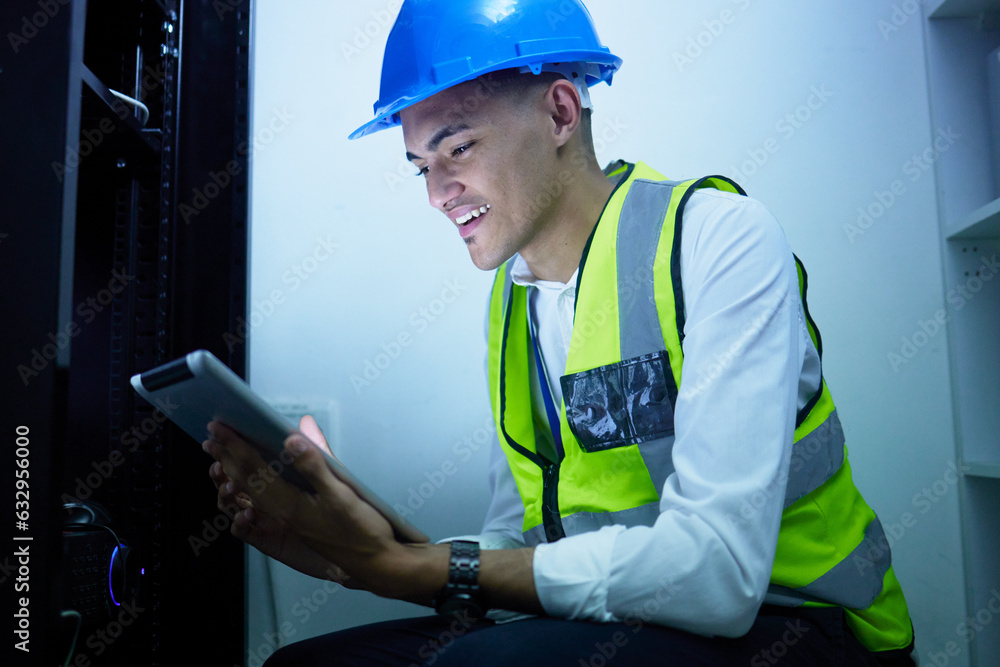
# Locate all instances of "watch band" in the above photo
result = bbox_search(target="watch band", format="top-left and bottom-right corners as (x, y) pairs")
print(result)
(434, 540), (486, 617)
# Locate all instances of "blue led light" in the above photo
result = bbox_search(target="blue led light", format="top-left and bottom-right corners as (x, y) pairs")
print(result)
(109, 545), (121, 607)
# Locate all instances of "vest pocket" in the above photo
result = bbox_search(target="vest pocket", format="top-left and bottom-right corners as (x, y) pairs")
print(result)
(561, 350), (676, 453)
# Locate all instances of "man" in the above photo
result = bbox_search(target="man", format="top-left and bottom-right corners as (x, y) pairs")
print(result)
(203, 1), (916, 664)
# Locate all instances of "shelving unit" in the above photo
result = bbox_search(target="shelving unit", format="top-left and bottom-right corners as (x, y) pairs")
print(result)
(1, 0), (252, 664)
(924, 0), (1000, 664)
(947, 197), (1000, 238)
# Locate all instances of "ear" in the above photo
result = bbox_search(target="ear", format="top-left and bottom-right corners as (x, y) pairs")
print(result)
(544, 78), (583, 149)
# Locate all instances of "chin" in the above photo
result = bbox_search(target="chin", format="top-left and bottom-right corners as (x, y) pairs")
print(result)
(466, 244), (512, 273)
(469, 255), (504, 272)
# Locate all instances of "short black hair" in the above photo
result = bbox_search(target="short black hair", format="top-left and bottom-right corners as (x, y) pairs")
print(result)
(470, 68), (597, 156)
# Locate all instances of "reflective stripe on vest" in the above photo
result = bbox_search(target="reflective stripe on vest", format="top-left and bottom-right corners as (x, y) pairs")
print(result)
(486, 161), (913, 652)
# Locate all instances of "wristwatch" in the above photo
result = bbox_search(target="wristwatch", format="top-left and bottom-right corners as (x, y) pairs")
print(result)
(434, 540), (488, 619)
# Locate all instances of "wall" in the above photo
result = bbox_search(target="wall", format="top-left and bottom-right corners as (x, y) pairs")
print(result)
(245, 1), (966, 664)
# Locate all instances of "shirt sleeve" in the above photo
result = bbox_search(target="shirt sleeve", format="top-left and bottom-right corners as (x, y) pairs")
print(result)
(531, 189), (810, 638)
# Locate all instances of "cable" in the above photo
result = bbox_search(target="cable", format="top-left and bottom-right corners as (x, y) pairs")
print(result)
(109, 89), (150, 126)
(60, 610), (82, 667)
(62, 521), (123, 552)
(62, 501), (98, 523)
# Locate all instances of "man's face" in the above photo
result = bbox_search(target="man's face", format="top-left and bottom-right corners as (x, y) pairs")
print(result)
(400, 79), (558, 272)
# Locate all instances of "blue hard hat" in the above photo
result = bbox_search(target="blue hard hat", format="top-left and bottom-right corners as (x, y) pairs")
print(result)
(349, 0), (622, 140)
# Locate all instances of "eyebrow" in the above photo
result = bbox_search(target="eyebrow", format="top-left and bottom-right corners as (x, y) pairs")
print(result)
(405, 123), (471, 162)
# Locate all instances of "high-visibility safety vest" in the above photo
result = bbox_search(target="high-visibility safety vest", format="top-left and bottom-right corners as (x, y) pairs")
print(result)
(486, 161), (914, 653)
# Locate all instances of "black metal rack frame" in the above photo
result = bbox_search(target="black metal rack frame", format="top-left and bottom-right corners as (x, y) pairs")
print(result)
(0, 0), (252, 664)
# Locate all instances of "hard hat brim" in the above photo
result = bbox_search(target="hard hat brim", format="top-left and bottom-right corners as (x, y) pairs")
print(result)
(348, 50), (622, 141)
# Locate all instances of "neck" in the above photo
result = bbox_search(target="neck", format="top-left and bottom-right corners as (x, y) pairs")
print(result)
(519, 162), (617, 283)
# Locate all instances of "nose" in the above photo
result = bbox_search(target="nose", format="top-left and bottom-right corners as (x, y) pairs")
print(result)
(426, 165), (464, 212)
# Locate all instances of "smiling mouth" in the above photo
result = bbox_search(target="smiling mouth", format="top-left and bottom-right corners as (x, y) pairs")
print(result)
(456, 204), (491, 226)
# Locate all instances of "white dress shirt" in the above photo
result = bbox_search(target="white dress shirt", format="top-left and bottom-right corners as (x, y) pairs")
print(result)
(475, 186), (822, 638)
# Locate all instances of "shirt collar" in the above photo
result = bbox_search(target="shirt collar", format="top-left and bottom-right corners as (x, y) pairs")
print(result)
(509, 254), (579, 293)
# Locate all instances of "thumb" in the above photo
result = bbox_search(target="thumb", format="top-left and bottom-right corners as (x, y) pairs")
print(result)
(299, 414), (333, 456)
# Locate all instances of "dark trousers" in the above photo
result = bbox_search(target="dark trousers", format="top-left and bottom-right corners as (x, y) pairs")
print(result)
(263, 604), (910, 666)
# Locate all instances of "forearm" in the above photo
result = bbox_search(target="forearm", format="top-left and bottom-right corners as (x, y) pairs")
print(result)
(481, 547), (544, 613)
(361, 541), (545, 615)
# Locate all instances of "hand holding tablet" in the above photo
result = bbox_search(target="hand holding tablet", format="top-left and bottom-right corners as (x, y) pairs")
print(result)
(130, 350), (429, 545)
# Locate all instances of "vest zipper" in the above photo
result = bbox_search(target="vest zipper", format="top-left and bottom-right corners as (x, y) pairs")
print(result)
(528, 303), (568, 544)
(542, 461), (566, 542)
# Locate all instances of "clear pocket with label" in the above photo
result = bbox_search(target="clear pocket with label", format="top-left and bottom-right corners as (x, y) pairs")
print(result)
(560, 350), (676, 453)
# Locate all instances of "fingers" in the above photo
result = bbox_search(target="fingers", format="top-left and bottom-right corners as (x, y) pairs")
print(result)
(230, 505), (280, 550)
(209, 460), (227, 488)
(202, 423), (363, 583)
(298, 414), (333, 456)
(209, 459), (232, 506)
(202, 420), (236, 458)
(202, 421), (275, 493)
(202, 423), (246, 480)
(209, 459), (251, 518)
(230, 504), (257, 541)
(202, 435), (223, 461)
(282, 434), (396, 554)
(205, 436), (243, 497)
(284, 435), (338, 496)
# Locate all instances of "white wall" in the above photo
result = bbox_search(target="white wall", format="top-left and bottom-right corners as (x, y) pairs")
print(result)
(246, 1), (966, 664)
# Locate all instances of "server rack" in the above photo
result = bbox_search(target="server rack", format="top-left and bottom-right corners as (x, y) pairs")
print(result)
(1, 0), (252, 664)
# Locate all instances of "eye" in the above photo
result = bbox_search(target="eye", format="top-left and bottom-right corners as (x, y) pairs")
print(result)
(414, 141), (475, 177)
(451, 142), (474, 158)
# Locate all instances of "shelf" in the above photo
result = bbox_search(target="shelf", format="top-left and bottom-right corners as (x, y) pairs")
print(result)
(961, 461), (1000, 478)
(947, 197), (1000, 238)
(927, 5), (1000, 664)
(929, 0), (1000, 19)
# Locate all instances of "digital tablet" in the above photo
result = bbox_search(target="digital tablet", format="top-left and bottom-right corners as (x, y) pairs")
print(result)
(130, 349), (429, 544)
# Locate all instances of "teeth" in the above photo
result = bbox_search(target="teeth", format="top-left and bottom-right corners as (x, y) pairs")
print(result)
(457, 205), (490, 226)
